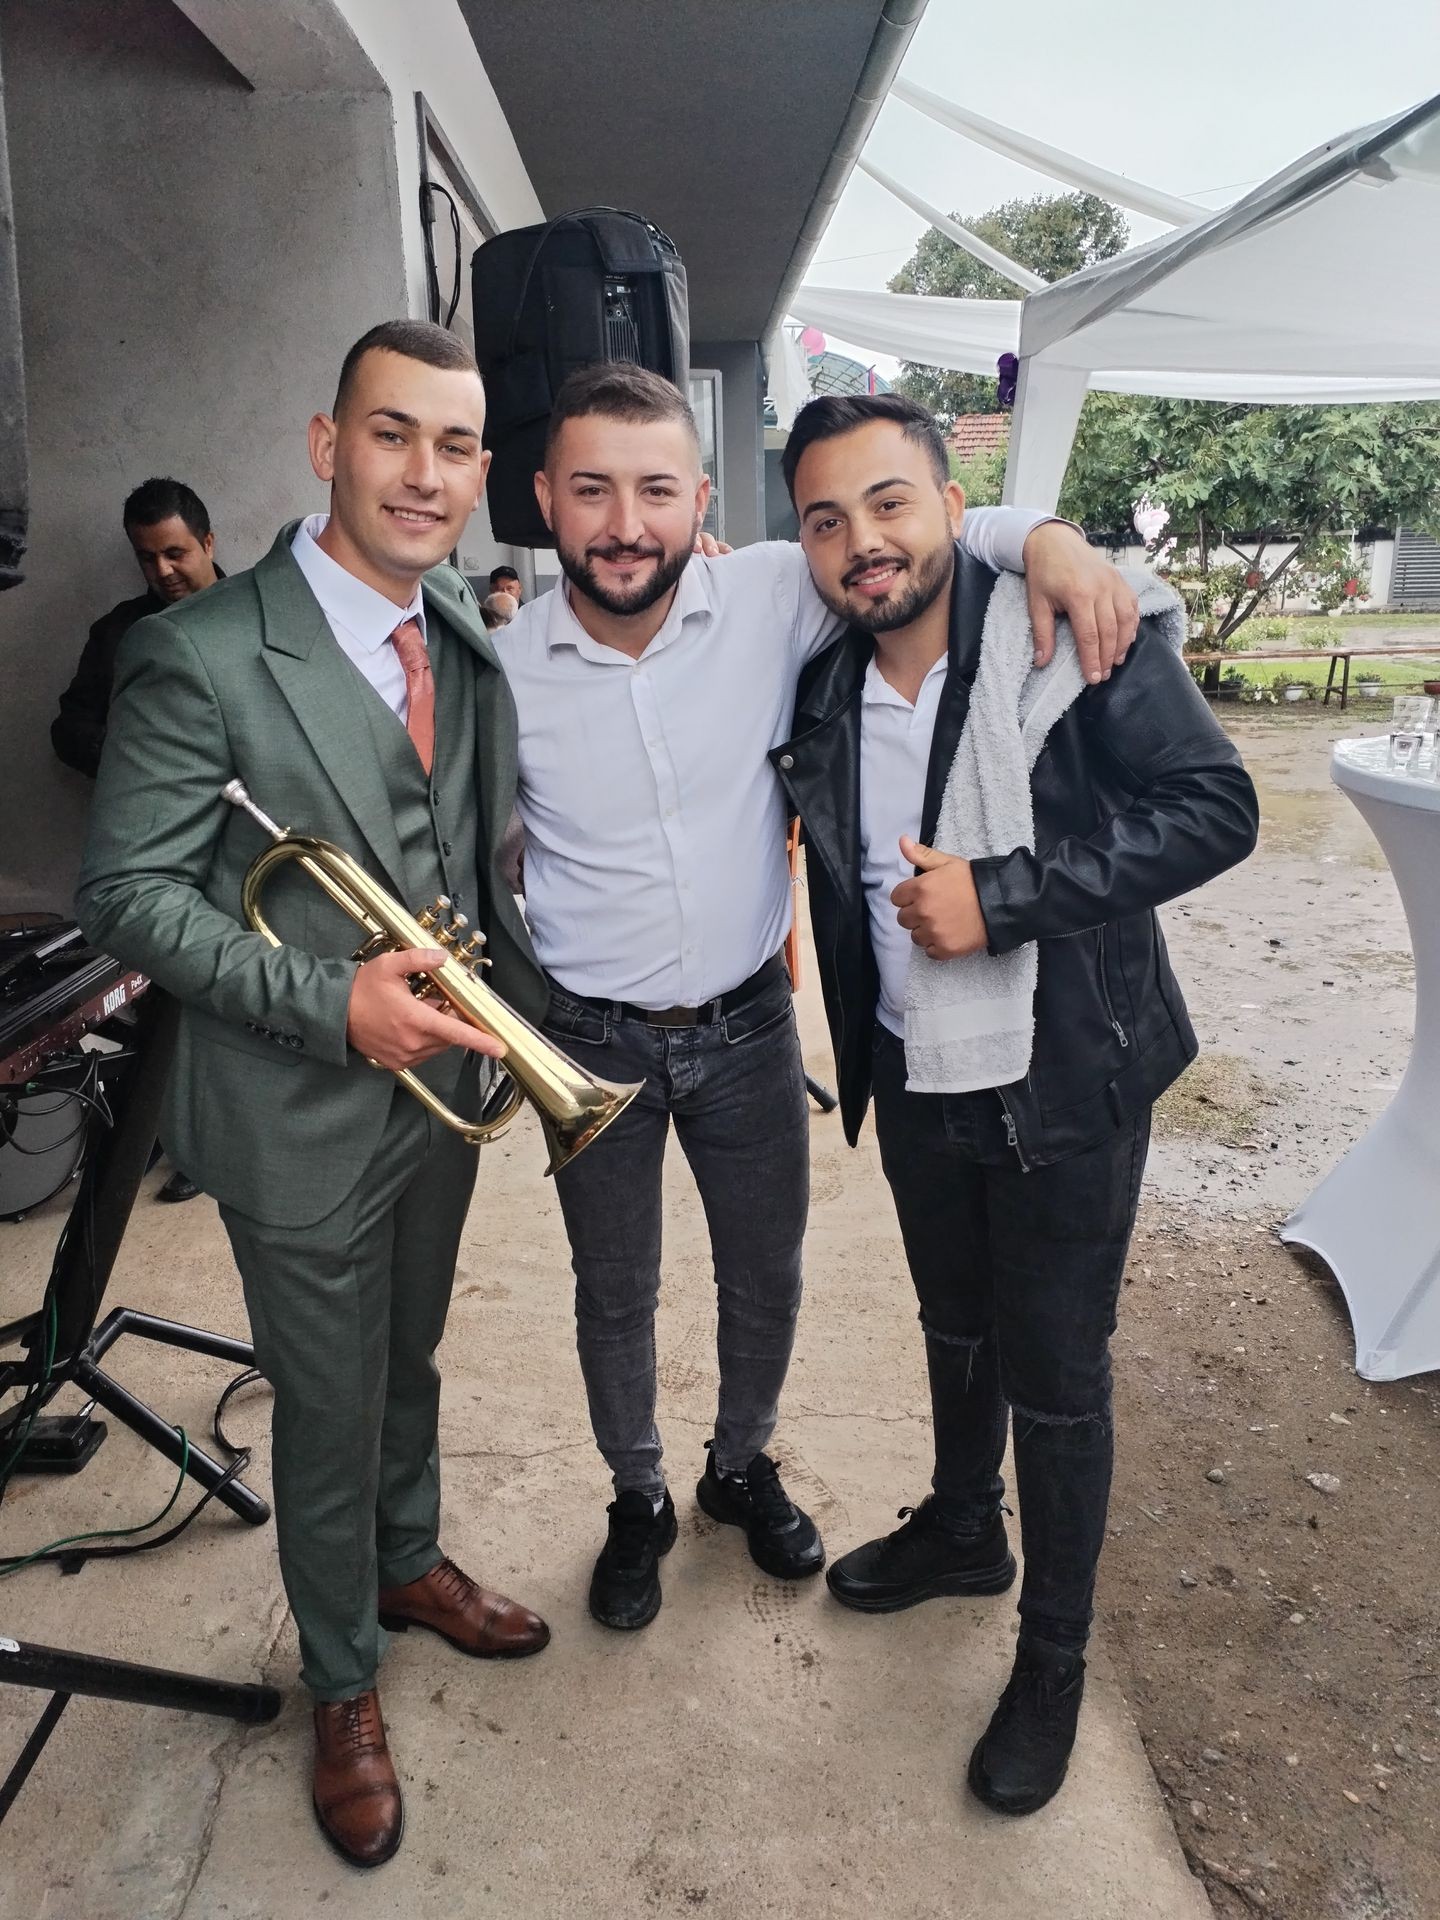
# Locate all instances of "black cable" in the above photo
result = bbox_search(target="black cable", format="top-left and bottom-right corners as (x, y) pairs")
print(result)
(426, 182), (463, 328)
(421, 180), (442, 324)
(213, 1366), (266, 1458)
(0, 1365), (270, 1575)
(0, 1052), (111, 1153)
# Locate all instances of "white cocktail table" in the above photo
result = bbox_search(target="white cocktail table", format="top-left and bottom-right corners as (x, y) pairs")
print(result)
(1280, 735), (1440, 1380)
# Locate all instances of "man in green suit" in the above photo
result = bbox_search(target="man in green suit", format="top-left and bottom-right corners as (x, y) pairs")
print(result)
(77, 321), (551, 1869)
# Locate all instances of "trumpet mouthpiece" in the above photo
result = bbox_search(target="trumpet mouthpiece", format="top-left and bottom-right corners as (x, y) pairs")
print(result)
(221, 779), (286, 841)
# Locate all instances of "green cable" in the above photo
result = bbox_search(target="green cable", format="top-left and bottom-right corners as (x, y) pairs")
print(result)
(0, 1430), (191, 1578)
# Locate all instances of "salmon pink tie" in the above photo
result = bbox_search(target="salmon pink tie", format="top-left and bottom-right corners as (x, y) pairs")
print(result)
(389, 617), (435, 776)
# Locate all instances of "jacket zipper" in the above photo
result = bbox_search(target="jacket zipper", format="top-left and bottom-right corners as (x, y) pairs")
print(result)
(995, 1090), (1031, 1172)
(1097, 927), (1129, 1050)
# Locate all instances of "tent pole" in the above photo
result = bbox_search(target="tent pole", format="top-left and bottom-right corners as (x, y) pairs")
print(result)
(1002, 360), (1089, 514)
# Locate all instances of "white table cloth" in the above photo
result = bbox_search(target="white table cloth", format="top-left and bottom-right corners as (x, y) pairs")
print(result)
(1280, 736), (1440, 1380)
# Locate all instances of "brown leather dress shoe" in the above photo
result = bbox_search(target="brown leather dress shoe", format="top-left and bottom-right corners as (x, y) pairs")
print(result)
(312, 1689), (403, 1869)
(378, 1555), (550, 1658)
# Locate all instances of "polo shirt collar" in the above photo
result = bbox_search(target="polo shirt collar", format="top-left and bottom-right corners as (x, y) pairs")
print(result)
(292, 513), (426, 653)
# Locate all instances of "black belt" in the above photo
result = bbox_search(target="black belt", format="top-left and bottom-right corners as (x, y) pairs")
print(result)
(551, 953), (787, 1029)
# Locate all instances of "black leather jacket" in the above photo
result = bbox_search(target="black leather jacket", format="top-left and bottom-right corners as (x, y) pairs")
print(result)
(770, 546), (1259, 1167)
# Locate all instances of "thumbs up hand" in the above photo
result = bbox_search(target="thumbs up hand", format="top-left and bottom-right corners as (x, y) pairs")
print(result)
(890, 836), (989, 960)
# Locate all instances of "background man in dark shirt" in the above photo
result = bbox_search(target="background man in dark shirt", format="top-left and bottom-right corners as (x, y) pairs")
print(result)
(53, 476), (219, 1203)
(51, 476), (220, 779)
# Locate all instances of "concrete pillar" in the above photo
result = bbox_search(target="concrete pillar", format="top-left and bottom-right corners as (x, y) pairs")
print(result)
(691, 338), (765, 550)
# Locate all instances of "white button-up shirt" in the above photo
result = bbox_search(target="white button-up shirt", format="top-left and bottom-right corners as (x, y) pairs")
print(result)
(498, 511), (1043, 1007)
(291, 514), (426, 719)
(860, 654), (949, 1037)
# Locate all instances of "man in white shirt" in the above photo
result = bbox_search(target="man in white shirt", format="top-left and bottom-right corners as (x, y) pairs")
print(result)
(499, 363), (1139, 1631)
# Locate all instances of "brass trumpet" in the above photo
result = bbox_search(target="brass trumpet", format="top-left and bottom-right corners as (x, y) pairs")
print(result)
(221, 779), (640, 1174)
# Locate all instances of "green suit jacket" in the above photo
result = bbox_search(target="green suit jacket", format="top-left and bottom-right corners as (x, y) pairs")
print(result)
(76, 524), (547, 1228)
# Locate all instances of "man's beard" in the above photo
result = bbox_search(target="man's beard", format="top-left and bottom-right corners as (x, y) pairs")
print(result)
(816, 538), (955, 635)
(556, 524), (697, 618)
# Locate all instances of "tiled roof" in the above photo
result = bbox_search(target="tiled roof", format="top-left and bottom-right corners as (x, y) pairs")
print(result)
(948, 413), (1009, 459)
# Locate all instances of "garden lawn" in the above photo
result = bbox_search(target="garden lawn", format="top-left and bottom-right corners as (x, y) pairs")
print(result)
(1235, 655), (1440, 697)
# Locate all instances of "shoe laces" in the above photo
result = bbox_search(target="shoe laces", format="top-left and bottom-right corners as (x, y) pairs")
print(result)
(430, 1556), (479, 1607)
(331, 1692), (383, 1757)
(1001, 1652), (1084, 1732)
(607, 1495), (663, 1570)
(745, 1454), (796, 1526)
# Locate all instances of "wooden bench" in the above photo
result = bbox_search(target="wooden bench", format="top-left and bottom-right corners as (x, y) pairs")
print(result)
(1185, 643), (1440, 710)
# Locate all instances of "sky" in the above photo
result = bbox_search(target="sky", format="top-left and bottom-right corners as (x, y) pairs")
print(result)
(807, 0), (1440, 379)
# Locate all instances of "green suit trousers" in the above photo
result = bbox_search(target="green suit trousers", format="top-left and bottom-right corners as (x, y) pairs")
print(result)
(220, 1082), (479, 1699)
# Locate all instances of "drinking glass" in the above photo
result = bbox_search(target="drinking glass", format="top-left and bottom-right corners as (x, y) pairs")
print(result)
(1389, 696), (1433, 774)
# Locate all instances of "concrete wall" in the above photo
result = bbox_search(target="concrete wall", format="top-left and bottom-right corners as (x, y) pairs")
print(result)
(1099, 538), (1384, 616)
(0, 0), (540, 910)
(691, 339), (766, 550)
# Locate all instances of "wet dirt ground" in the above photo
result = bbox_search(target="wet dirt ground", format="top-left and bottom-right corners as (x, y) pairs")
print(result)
(1099, 705), (1440, 1919)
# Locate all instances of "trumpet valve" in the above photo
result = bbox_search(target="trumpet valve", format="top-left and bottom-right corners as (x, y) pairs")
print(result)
(456, 931), (490, 970)
(416, 903), (443, 935)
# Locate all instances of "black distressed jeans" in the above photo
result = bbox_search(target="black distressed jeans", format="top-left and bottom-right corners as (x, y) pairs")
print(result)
(871, 1027), (1149, 1653)
(543, 968), (809, 1499)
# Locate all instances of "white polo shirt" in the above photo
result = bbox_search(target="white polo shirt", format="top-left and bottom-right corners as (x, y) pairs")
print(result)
(497, 513), (1042, 1008)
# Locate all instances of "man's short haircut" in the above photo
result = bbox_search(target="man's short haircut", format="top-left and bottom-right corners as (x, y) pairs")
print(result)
(780, 393), (950, 503)
(333, 319), (479, 417)
(544, 362), (699, 466)
(489, 564), (520, 586)
(122, 477), (211, 542)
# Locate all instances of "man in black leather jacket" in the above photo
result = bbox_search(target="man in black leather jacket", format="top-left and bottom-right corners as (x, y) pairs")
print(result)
(771, 394), (1258, 1817)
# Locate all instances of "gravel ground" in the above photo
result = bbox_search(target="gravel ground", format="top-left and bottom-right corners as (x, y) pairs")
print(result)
(1098, 706), (1439, 1920)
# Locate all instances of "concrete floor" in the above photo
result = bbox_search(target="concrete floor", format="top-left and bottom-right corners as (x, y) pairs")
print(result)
(0, 959), (1210, 1920)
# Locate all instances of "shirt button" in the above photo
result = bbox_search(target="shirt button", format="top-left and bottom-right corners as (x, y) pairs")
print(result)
(778, 753), (795, 770)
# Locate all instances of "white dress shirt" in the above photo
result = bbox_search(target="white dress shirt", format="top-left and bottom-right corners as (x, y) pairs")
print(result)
(291, 514), (426, 719)
(499, 510), (1045, 1008)
(859, 654), (949, 1038)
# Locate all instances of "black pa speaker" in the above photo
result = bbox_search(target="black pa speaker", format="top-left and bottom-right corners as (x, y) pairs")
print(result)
(471, 208), (689, 548)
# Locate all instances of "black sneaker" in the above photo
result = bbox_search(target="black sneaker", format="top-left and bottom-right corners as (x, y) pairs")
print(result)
(694, 1444), (825, 1580)
(156, 1170), (201, 1203)
(826, 1498), (1016, 1613)
(967, 1636), (1086, 1816)
(588, 1489), (677, 1631)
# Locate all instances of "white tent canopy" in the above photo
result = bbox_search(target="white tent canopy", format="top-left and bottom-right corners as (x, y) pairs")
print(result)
(787, 283), (1440, 399)
(891, 78), (1209, 228)
(790, 92), (1440, 509)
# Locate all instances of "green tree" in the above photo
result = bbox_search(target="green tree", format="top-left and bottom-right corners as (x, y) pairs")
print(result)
(1059, 394), (1440, 665)
(890, 193), (1129, 419)
(949, 441), (1007, 507)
